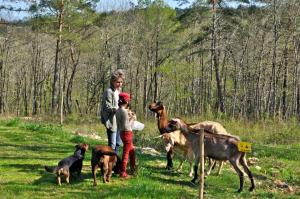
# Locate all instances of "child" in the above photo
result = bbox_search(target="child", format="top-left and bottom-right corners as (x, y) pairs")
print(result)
(115, 92), (137, 179)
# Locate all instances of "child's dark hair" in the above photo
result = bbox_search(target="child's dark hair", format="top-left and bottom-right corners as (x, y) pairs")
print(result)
(118, 98), (129, 107)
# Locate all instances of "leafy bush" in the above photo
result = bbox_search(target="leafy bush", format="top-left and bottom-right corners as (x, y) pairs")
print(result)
(5, 118), (21, 127)
(21, 122), (67, 135)
(70, 135), (86, 143)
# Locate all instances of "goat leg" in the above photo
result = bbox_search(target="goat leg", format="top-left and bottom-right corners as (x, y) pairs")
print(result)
(166, 148), (174, 170)
(228, 158), (245, 192)
(240, 154), (255, 192)
(249, 177), (255, 192)
(237, 176), (244, 193)
(177, 151), (188, 172)
(205, 158), (215, 176)
(216, 161), (224, 176)
(191, 165), (198, 184)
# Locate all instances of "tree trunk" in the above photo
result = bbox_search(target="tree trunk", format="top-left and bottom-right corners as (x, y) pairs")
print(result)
(282, 37), (289, 118)
(269, 0), (278, 117)
(52, 0), (64, 115)
(66, 45), (80, 114)
(211, 0), (224, 113)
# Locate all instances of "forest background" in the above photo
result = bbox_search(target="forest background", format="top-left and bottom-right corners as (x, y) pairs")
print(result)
(0, 0), (300, 122)
(1, 1), (300, 198)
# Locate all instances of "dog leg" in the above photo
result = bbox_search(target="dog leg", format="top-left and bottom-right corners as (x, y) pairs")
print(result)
(66, 175), (70, 184)
(65, 170), (70, 184)
(92, 164), (98, 186)
(56, 169), (62, 186)
(106, 162), (113, 183)
(57, 175), (61, 186)
(103, 163), (108, 183)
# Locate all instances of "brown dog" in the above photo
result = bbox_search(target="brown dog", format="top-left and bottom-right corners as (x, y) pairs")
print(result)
(45, 143), (89, 185)
(91, 145), (121, 186)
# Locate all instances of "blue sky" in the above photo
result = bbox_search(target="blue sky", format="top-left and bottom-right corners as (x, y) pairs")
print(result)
(97, 0), (193, 12)
(0, 0), (193, 20)
(1, 0), (261, 21)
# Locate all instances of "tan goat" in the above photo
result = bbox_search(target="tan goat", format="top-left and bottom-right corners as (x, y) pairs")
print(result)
(149, 101), (228, 176)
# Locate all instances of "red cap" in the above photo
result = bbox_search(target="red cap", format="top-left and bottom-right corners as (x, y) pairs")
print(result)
(119, 92), (131, 103)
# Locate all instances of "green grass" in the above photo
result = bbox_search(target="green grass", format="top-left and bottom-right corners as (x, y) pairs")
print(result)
(0, 118), (299, 198)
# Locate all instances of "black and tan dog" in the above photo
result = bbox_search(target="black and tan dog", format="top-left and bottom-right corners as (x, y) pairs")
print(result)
(45, 143), (89, 185)
(91, 145), (121, 186)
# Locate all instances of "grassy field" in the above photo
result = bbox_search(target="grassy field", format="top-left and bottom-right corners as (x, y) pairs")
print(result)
(0, 117), (299, 199)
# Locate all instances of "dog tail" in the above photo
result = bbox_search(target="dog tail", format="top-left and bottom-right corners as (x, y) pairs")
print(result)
(44, 165), (58, 173)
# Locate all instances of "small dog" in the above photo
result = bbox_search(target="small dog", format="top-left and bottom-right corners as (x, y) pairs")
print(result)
(91, 145), (121, 186)
(44, 143), (89, 185)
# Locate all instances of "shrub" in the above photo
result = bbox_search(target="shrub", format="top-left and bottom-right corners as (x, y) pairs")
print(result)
(5, 118), (21, 127)
(70, 135), (86, 143)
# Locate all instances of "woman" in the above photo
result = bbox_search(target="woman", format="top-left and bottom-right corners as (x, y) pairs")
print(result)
(100, 69), (125, 154)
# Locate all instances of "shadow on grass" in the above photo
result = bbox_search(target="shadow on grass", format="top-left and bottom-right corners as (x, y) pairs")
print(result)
(33, 165), (94, 186)
(0, 155), (60, 161)
(0, 142), (75, 153)
(2, 163), (44, 172)
(148, 174), (196, 187)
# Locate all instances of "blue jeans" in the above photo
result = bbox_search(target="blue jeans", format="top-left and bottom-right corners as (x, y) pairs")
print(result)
(106, 128), (122, 154)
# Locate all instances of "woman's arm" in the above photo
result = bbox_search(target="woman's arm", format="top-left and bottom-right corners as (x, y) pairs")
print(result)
(102, 89), (115, 115)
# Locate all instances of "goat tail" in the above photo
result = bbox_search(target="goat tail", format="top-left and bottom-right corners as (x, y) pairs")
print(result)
(44, 165), (58, 173)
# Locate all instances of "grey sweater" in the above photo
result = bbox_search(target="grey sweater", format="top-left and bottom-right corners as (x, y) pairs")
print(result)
(100, 85), (120, 132)
(116, 107), (132, 132)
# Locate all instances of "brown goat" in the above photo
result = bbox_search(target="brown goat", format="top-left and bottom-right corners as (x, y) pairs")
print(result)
(149, 101), (227, 176)
(166, 118), (255, 193)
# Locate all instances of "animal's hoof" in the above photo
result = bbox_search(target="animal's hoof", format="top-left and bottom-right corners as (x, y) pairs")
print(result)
(237, 189), (243, 193)
(249, 186), (255, 192)
(93, 183), (97, 186)
(166, 166), (173, 170)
